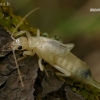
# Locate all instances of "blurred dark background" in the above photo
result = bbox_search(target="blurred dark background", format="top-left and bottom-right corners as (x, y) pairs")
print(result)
(4, 0), (100, 82)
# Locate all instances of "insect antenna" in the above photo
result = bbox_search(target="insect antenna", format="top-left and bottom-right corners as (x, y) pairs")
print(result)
(12, 50), (24, 87)
(10, 7), (39, 87)
(11, 7), (39, 39)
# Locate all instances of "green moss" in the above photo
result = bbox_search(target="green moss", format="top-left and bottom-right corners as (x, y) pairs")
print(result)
(0, 6), (37, 37)
(65, 77), (100, 100)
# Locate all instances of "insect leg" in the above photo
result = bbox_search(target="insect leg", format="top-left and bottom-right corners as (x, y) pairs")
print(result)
(38, 58), (44, 71)
(53, 65), (71, 77)
(17, 50), (35, 61)
(14, 29), (40, 38)
(55, 72), (68, 77)
(38, 58), (49, 76)
(14, 30), (32, 38)
(23, 50), (35, 56)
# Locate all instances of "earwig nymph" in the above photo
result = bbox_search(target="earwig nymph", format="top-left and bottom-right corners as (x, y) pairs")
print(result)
(7, 8), (100, 89)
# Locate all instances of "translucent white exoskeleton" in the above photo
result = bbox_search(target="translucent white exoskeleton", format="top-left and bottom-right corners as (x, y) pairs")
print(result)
(9, 8), (100, 89)
(10, 29), (100, 90)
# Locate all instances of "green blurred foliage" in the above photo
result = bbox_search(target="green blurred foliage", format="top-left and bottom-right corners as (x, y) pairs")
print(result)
(51, 15), (100, 39)
(4, 0), (100, 39)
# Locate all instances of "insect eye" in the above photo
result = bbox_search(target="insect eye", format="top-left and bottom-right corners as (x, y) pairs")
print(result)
(18, 46), (22, 50)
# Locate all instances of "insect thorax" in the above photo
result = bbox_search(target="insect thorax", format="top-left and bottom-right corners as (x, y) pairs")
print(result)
(28, 37), (42, 48)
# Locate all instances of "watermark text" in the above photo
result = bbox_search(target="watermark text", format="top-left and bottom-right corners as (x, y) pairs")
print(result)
(0, 2), (10, 6)
(90, 8), (100, 12)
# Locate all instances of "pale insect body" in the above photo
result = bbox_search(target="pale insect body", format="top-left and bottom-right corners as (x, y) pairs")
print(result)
(10, 30), (74, 72)
(9, 8), (100, 89)
(10, 30), (100, 90)
(28, 36), (74, 56)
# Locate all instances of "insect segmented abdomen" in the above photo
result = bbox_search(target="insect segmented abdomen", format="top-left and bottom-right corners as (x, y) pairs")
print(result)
(53, 52), (89, 78)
